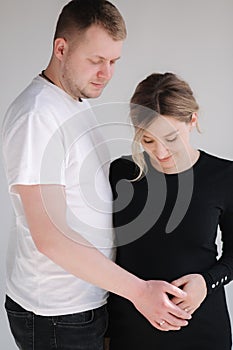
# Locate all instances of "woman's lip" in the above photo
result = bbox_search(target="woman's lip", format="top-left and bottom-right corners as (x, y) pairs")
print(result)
(157, 155), (172, 162)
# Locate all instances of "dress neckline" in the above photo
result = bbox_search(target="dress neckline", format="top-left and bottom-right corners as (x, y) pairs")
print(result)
(145, 149), (204, 177)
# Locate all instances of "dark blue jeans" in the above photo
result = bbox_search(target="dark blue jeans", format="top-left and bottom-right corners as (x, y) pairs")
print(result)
(5, 295), (108, 350)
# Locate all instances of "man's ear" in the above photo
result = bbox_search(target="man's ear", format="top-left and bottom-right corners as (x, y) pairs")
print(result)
(53, 38), (68, 61)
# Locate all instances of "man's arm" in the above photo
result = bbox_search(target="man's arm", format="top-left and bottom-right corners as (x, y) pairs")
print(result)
(14, 184), (191, 331)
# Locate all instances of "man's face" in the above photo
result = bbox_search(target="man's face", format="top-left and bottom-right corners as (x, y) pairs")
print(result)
(57, 25), (123, 99)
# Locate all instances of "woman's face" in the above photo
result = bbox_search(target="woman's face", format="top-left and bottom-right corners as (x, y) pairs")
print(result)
(141, 114), (197, 173)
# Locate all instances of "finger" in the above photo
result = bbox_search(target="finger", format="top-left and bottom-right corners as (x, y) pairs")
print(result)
(177, 303), (196, 314)
(172, 275), (189, 287)
(171, 302), (191, 314)
(170, 298), (193, 313)
(159, 323), (181, 331)
(165, 283), (187, 299)
(172, 300), (188, 309)
(171, 297), (183, 305)
(152, 320), (181, 332)
(168, 301), (192, 320)
(165, 314), (189, 328)
(179, 304), (190, 313)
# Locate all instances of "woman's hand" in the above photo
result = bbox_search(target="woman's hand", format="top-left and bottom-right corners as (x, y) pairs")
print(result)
(132, 280), (191, 331)
(171, 274), (207, 314)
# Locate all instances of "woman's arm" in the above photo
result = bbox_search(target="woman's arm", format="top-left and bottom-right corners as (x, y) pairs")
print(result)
(200, 204), (233, 295)
(171, 193), (233, 313)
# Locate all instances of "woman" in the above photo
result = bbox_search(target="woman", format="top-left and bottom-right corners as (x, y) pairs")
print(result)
(107, 72), (233, 349)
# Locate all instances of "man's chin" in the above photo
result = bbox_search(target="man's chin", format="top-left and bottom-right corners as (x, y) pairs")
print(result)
(83, 90), (103, 99)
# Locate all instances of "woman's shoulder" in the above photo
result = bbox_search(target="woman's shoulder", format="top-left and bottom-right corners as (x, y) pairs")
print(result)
(200, 150), (233, 180)
(201, 150), (233, 167)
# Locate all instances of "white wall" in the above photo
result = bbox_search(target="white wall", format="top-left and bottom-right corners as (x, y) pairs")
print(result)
(1, 1), (233, 348)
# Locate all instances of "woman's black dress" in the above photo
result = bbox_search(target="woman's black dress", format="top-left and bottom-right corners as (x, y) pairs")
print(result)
(107, 150), (233, 350)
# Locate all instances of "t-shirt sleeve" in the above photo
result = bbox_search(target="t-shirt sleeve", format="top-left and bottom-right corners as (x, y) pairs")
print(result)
(201, 167), (233, 295)
(2, 112), (66, 192)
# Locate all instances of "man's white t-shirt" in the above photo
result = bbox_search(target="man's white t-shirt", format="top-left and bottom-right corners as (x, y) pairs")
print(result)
(2, 76), (115, 316)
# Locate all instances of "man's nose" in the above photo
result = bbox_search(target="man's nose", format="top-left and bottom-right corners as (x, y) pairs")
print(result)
(97, 62), (112, 80)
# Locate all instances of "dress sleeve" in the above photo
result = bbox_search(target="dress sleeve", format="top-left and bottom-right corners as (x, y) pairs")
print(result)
(201, 166), (233, 295)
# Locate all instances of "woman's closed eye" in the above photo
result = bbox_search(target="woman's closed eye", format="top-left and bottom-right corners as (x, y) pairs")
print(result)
(143, 139), (153, 144)
(165, 136), (178, 143)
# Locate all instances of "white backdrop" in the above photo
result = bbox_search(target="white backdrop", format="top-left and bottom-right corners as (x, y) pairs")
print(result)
(0, 1), (233, 348)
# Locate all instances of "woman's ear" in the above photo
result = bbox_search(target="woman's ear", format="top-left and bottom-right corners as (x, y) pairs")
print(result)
(190, 112), (198, 130)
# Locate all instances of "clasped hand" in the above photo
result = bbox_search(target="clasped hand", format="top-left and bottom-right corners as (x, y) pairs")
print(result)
(132, 274), (207, 332)
(132, 280), (191, 331)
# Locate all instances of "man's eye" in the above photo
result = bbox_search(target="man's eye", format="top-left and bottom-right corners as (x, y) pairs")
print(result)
(143, 139), (153, 144)
(90, 59), (101, 65)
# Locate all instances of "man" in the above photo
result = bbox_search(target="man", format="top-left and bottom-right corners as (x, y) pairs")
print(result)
(2, 1), (190, 349)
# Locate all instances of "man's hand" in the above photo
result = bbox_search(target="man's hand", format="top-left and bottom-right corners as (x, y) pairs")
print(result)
(132, 280), (192, 331)
(171, 274), (207, 315)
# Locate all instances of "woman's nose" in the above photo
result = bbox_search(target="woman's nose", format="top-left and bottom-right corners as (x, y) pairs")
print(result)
(152, 140), (170, 159)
